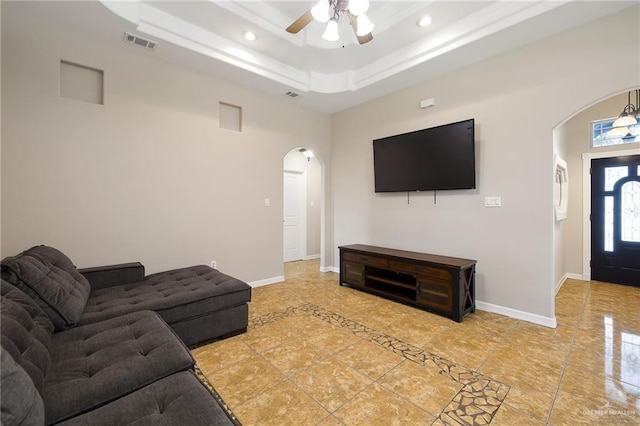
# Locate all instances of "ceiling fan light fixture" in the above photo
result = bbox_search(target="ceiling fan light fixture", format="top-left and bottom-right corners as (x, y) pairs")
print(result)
(356, 13), (374, 36)
(287, 0), (374, 44)
(311, 0), (330, 23)
(348, 0), (369, 17)
(243, 31), (257, 41)
(322, 19), (340, 41)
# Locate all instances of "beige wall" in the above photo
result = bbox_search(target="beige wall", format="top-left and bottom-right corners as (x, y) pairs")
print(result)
(331, 6), (640, 324)
(556, 92), (640, 284)
(2, 2), (639, 324)
(306, 157), (322, 257)
(1, 2), (331, 283)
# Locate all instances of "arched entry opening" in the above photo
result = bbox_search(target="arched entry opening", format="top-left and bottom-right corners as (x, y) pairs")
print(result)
(553, 88), (640, 292)
(283, 148), (323, 276)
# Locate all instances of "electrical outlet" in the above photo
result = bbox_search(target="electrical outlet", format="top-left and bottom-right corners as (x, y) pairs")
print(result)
(210, 260), (217, 269)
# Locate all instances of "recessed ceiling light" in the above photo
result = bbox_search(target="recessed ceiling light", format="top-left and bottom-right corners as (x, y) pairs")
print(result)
(417, 15), (432, 28)
(244, 31), (257, 41)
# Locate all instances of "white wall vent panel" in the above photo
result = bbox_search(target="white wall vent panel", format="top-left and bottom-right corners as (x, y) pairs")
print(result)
(123, 32), (158, 51)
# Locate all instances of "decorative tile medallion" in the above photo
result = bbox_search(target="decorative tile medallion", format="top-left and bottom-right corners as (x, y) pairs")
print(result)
(249, 302), (510, 426)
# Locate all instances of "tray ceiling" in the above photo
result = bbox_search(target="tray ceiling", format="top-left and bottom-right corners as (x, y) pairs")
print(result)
(18, 1), (638, 112)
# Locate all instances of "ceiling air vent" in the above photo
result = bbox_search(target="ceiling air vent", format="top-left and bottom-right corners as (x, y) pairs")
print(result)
(285, 91), (300, 99)
(123, 32), (157, 51)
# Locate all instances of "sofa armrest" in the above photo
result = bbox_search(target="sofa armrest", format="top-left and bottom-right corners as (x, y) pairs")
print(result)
(79, 262), (145, 290)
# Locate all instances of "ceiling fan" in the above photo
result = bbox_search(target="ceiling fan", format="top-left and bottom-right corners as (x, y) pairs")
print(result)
(286, 0), (374, 45)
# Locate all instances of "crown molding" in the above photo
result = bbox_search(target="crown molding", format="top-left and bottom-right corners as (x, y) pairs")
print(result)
(100, 0), (568, 95)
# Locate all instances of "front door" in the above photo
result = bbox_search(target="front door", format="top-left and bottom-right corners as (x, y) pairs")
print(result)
(591, 154), (640, 286)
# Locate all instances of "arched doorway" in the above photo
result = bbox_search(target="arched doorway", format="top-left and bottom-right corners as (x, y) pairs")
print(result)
(283, 148), (322, 269)
(553, 89), (640, 290)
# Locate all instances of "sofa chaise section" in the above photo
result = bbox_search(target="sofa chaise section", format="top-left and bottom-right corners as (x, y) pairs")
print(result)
(80, 263), (251, 346)
(1, 245), (252, 346)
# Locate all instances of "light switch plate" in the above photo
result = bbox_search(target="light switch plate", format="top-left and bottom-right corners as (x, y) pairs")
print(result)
(484, 196), (502, 207)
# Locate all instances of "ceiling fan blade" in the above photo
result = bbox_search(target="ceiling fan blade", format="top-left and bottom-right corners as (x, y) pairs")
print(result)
(349, 13), (373, 45)
(286, 10), (313, 34)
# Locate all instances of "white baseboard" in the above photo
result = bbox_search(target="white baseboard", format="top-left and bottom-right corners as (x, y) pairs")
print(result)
(248, 276), (284, 288)
(303, 254), (321, 260)
(556, 273), (589, 295)
(565, 273), (585, 280)
(475, 301), (557, 328)
(321, 266), (339, 273)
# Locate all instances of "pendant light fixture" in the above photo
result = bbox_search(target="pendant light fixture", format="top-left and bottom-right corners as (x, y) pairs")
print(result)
(612, 90), (638, 128)
(608, 89), (640, 139)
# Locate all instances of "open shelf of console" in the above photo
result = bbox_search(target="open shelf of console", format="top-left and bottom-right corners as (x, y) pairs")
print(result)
(339, 244), (476, 322)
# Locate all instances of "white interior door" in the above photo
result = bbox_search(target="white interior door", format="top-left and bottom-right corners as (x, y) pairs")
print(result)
(283, 171), (305, 262)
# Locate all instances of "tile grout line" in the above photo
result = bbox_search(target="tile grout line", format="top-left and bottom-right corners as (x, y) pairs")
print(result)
(475, 318), (519, 373)
(242, 312), (333, 417)
(544, 282), (592, 425)
(236, 309), (377, 423)
(467, 318), (521, 422)
(207, 286), (508, 424)
(253, 302), (511, 425)
(259, 322), (429, 424)
(203, 266), (640, 425)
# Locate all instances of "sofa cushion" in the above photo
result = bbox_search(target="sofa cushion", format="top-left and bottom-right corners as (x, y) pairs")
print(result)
(0, 280), (54, 394)
(81, 265), (251, 326)
(1, 245), (91, 330)
(44, 310), (194, 424)
(1, 347), (45, 426)
(56, 371), (238, 426)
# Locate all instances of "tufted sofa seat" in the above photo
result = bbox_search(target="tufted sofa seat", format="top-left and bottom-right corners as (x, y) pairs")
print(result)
(56, 371), (232, 425)
(44, 311), (194, 424)
(1, 281), (237, 425)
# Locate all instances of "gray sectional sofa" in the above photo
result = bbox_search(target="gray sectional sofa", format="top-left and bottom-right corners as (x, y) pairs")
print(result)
(0, 245), (251, 425)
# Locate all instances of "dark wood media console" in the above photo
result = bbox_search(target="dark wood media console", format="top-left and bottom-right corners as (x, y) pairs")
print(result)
(339, 244), (476, 322)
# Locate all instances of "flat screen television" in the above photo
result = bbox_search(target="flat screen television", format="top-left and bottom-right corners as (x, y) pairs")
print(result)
(373, 119), (475, 192)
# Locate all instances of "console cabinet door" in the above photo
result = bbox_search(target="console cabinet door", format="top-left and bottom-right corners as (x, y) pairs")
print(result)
(343, 262), (365, 287)
(416, 277), (452, 312)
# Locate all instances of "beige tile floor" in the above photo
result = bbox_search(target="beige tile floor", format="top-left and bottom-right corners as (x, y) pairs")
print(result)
(193, 260), (640, 425)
